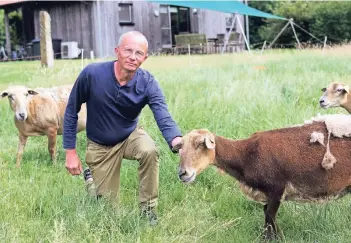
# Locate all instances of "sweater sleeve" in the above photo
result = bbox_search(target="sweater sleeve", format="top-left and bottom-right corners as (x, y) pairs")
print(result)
(147, 75), (182, 150)
(63, 66), (90, 149)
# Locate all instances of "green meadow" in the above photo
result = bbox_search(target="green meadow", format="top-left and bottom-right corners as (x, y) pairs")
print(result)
(0, 46), (351, 242)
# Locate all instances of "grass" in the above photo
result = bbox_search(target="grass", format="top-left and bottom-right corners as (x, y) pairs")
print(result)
(1, 45), (351, 242)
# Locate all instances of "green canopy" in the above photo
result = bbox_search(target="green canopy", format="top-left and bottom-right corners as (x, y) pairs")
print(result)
(151, 0), (286, 20)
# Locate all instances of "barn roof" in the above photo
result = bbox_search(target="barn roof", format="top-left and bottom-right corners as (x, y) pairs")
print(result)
(0, 0), (28, 7)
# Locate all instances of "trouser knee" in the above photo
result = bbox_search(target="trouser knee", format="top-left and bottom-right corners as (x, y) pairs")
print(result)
(139, 146), (159, 163)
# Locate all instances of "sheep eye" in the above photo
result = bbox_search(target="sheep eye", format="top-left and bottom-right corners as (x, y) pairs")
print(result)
(196, 142), (206, 149)
(336, 89), (343, 92)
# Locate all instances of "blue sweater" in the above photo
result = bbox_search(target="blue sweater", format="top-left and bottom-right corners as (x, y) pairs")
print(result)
(63, 60), (182, 150)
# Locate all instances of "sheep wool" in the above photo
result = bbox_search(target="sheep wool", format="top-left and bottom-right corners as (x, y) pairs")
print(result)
(306, 114), (351, 170)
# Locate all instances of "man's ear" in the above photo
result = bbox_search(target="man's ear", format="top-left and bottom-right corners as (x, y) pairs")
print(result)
(114, 47), (119, 58)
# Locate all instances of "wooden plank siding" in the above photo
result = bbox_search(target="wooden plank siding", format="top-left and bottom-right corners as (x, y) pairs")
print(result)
(27, 0), (244, 58)
(33, 1), (94, 57)
(197, 10), (228, 39)
(91, 1), (163, 57)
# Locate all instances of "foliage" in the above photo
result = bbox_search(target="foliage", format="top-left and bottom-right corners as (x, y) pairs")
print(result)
(0, 9), (5, 47)
(248, 1), (351, 48)
(311, 2), (351, 43)
(247, 1), (280, 47)
(0, 10), (23, 50)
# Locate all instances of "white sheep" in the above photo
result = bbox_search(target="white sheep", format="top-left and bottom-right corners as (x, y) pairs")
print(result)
(1, 85), (86, 167)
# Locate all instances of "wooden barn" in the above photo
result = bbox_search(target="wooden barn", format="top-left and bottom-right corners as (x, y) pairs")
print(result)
(0, 0), (246, 59)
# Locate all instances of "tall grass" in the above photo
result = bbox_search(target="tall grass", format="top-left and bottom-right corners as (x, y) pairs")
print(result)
(1, 45), (351, 242)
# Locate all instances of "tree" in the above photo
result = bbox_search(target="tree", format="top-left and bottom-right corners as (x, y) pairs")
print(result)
(0, 9), (23, 49)
(247, 1), (280, 47)
(259, 2), (318, 47)
(248, 1), (351, 48)
(311, 2), (351, 44)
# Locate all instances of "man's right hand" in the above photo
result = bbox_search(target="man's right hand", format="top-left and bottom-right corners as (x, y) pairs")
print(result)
(65, 149), (83, 175)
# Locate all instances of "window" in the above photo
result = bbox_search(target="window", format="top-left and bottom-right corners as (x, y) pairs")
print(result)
(225, 13), (236, 31)
(170, 6), (190, 45)
(119, 3), (134, 25)
(160, 5), (172, 47)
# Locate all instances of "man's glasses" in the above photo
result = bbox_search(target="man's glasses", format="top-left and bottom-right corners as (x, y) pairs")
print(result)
(121, 48), (146, 59)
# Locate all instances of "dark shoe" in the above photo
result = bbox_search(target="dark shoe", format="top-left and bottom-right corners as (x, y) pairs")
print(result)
(83, 168), (97, 197)
(83, 168), (93, 181)
(141, 208), (158, 226)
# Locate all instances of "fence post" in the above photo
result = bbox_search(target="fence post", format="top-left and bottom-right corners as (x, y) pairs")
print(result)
(40, 10), (54, 68)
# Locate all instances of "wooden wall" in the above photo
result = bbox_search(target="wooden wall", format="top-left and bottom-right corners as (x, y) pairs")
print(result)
(91, 0), (162, 57)
(30, 0), (244, 58)
(197, 10), (229, 39)
(33, 1), (93, 57)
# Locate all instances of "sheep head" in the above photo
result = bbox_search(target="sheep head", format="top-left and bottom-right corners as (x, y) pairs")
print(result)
(1, 86), (38, 121)
(175, 129), (216, 184)
(320, 82), (349, 109)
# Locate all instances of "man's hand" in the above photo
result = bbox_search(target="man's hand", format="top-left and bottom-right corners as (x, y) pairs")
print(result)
(171, 136), (183, 154)
(65, 149), (83, 175)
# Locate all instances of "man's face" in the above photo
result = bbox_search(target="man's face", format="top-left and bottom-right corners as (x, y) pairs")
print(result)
(115, 35), (148, 72)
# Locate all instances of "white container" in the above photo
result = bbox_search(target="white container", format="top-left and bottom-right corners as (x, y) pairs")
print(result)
(61, 41), (81, 59)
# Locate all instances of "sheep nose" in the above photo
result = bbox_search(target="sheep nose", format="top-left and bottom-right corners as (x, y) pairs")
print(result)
(19, 113), (25, 119)
(319, 99), (325, 104)
(178, 167), (187, 179)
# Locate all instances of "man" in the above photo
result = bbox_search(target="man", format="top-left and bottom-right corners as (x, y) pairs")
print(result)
(63, 31), (182, 225)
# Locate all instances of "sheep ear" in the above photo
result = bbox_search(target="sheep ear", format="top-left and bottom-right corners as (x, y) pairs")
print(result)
(343, 85), (350, 94)
(1, 90), (8, 98)
(336, 84), (349, 94)
(28, 90), (38, 95)
(321, 87), (326, 92)
(172, 140), (183, 153)
(204, 134), (215, 150)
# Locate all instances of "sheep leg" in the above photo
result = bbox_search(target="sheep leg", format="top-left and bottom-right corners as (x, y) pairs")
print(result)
(47, 127), (58, 163)
(263, 198), (281, 240)
(16, 133), (28, 168)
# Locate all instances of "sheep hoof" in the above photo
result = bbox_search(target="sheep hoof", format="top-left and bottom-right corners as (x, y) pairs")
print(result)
(263, 230), (277, 242)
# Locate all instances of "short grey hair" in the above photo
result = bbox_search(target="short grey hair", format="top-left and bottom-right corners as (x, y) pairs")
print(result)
(117, 31), (149, 49)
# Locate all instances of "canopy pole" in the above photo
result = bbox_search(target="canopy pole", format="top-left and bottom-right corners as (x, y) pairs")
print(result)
(260, 40), (266, 56)
(221, 13), (236, 54)
(236, 14), (251, 55)
(267, 20), (290, 49)
(289, 19), (301, 49)
(244, 0), (250, 47)
(323, 36), (327, 55)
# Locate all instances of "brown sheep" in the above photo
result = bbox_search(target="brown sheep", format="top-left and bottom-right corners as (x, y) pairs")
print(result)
(319, 82), (351, 113)
(1, 85), (86, 167)
(172, 118), (351, 240)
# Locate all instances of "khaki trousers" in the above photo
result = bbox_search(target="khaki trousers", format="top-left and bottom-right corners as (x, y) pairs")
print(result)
(85, 126), (159, 209)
